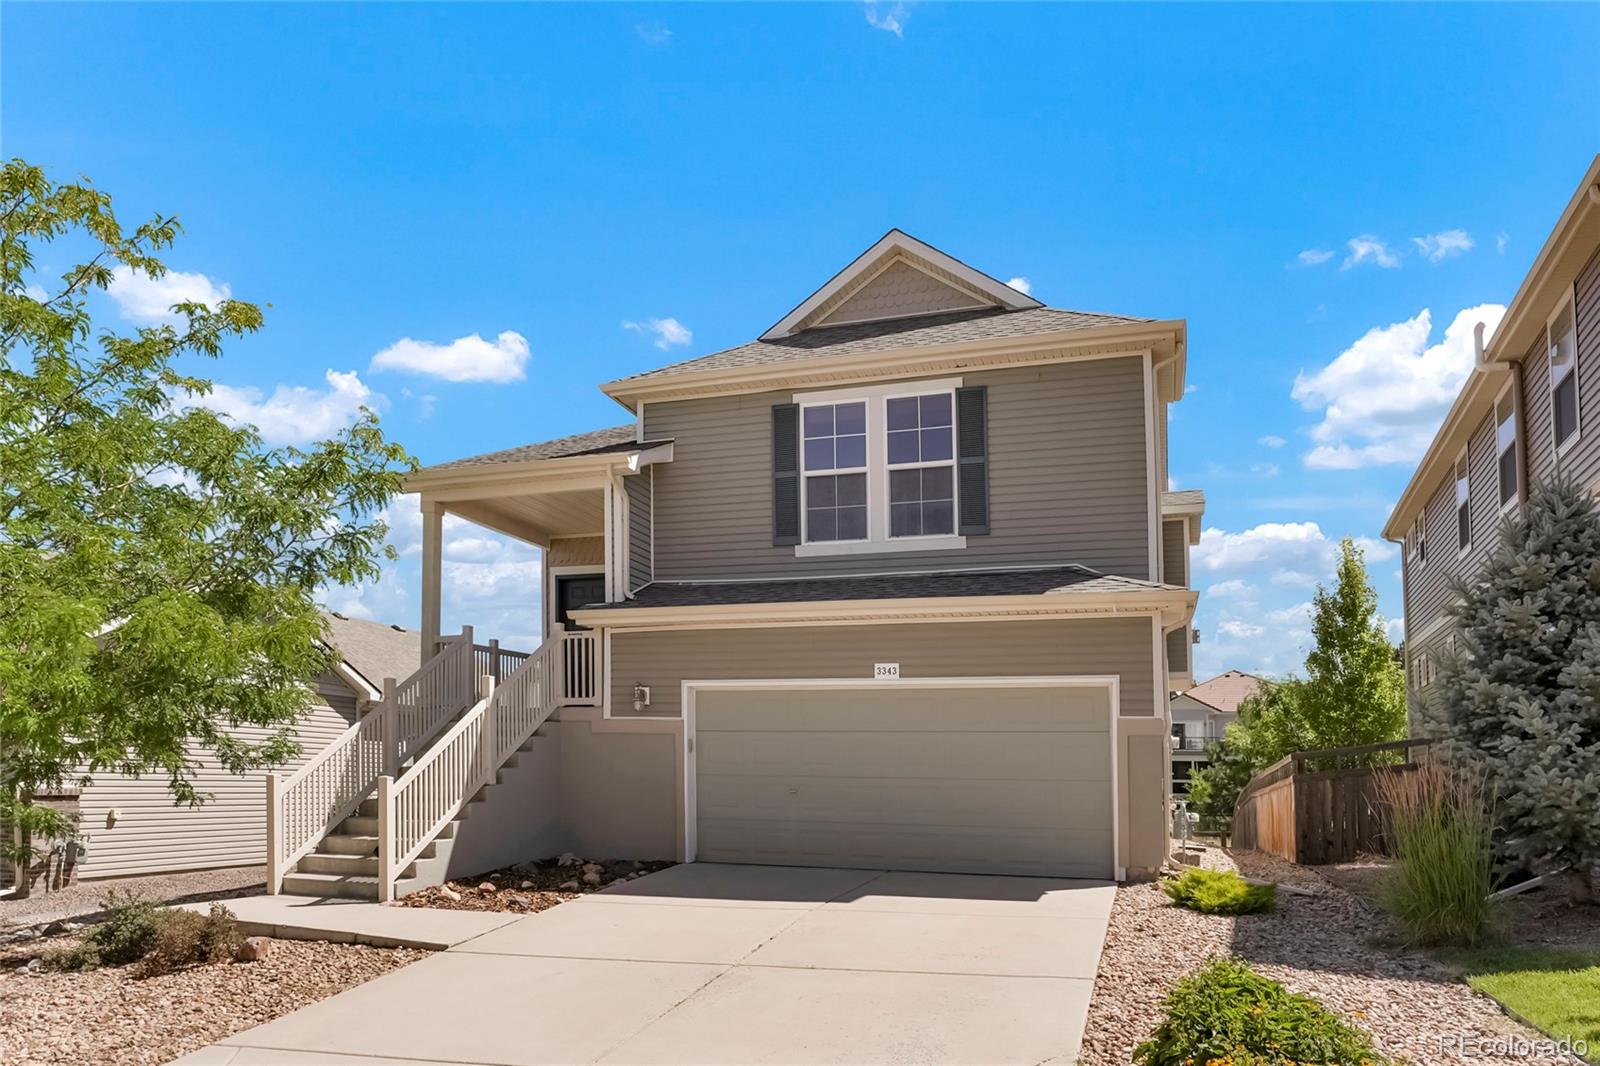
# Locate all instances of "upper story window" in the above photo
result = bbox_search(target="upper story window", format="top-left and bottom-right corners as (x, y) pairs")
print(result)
(802, 401), (868, 542)
(791, 378), (971, 555)
(1455, 450), (1471, 554)
(1410, 511), (1428, 568)
(1549, 290), (1580, 453)
(1496, 388), (1518, 510)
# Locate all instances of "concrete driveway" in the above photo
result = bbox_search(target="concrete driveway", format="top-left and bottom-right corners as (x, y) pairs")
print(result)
(174, 863), (1116, 1066)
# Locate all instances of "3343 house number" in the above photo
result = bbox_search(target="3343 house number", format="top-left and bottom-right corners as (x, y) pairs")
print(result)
(873, 662), (901, 680)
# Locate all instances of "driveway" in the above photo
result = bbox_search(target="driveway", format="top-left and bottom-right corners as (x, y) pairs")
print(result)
(173, 863), (1116, 1065)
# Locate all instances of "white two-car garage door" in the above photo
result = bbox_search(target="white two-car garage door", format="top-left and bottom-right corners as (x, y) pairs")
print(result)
(690, 681), (1115, 880)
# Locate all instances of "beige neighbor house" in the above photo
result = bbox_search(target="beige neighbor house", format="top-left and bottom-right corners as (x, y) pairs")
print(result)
(1, 614), (417, 896)
(1169, 670), (1260, 795)
(267, 230), (1200, 901)
(1384, 153), (1600, 716)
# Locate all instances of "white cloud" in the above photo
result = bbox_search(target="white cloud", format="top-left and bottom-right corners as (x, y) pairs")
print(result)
(180, 369), (377, 446)
(1194, 521), (1394, 578)
(1250, 462), (1280, 478)
(1496, 232), (1509, 255)
(1270, 569), (1317, 588)
(1292, 304), (1505, 470)
(622, 317), (692, 350)
(1411, 229), (1473, 264)
(1218, 619), (1265, 639)
(635, 21), (672, 45)
(864, 1), (908, 36)
(24, 282), (48, 302)
(370, 330), (529, 384)
(1006, 277), (1032, 295)
(1296, 248), (1334, 267)
(1258, 435), (1286, 449)
(107, 264), (230, 325)
(401, 387), (438, 419)
(1341, 235), (1400, 270)
(1206, 580), (1256, 599)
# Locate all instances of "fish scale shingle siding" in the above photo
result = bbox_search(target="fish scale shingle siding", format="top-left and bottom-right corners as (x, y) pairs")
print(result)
(641, 355), (1152, 581)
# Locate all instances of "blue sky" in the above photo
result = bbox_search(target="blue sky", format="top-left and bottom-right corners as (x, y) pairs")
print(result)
(6, 3), (1598, 675)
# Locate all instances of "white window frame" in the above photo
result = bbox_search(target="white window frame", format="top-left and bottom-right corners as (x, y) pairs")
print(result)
(792, 378), (967, 558)
(798, 397), (870, 547)
(1455, 447), (1472, 558)
(1411, 511), (1428, 570)
(881, 385), (959, 543)
(1495, 381), (1520, 515)
(1548, 284), (1581, 459)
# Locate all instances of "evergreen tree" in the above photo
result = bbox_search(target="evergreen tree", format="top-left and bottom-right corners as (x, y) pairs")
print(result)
(1431, 479), (1600, 903)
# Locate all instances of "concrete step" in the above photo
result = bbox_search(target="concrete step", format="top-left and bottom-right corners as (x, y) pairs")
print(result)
(279, 871), (419, 901)
(296, 852), (418, 879)
(318, 834), (440, 860)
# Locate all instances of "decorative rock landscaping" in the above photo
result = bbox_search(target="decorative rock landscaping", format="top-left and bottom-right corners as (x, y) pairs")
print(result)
(394, 855), (674, 914)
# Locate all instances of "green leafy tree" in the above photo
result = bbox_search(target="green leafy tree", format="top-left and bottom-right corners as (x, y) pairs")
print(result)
(1430, 479), (1600, 903)
(1187, 683), (1294, 821)
(0, 160), (413, 869)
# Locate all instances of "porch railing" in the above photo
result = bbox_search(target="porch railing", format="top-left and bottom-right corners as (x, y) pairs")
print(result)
(377, 632), (564, 900)
(560, 630), (601, 706)
(265, 630), (478, 894)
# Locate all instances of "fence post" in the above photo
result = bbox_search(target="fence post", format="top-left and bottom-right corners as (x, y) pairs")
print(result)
(265, 774), (281, 895)
(478, 673), (497, 785)
(382, 677), (399, 778)
(377, 774), (395, 903)
(489, 639), (501, 683)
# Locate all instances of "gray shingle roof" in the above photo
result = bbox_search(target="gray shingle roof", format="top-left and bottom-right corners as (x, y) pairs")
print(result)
(1162, 489), (1206, 508)
(427, 424), (654, 471)
(579, 566), (1183, 612)
(321, 612), (421, 692)
(606, 306), (1151, 388)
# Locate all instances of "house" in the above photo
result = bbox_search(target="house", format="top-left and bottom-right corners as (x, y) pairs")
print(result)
(1, 613), (417, 895)
(1169, 670), (1260, 794)
(270, 229), (1199, 899)
(1384, 153), (1600, 714)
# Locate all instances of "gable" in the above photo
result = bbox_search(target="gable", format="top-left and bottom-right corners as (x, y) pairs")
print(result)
(811, 256), (993, 329)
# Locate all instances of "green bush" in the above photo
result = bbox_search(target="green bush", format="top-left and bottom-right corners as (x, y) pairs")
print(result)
(140, 903), (243, 976)
(44, 890), (161, 971)
(1161, 868), (1276, 915)
(1376, 763), (1495, 946)
(1134, 958), (1388, 1066)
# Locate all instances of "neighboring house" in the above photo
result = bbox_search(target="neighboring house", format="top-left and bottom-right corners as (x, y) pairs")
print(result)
(1384, 153), (1600, 720)
(1169, 670), (1260, 794)
(339, 227), (1198, 893)
(2, 613), (417, 894)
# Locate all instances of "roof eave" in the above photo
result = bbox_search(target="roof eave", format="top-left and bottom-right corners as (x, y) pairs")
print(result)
(404, 441), (670, 493)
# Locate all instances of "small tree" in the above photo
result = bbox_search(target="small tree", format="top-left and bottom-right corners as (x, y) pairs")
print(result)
(0, 160), (413, 870)
(1431, 479), (1600, 903)
(1188, 686), (1285, 823)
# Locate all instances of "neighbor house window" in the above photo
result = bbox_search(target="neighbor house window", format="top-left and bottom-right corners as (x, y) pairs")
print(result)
(802, 401), (867, 542)
(1496, 390), (1519, 509)
(1455, 451), (1471, 554)
(1410, 512), (1427, 568)
(886, 393), (955, 538)
(1549, 292), (1579, 452)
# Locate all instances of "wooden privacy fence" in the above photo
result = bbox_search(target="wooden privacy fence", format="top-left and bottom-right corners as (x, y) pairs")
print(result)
(1231, 738), (1436, 865)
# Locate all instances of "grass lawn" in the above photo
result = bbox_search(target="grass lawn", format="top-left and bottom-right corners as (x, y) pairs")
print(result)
(1445, 947), (1600, 1047)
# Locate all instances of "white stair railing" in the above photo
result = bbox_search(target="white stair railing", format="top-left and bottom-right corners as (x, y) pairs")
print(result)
(265, 629), (478, 893)
(376, 633), (562, 901)
(560, 630), (601, 706)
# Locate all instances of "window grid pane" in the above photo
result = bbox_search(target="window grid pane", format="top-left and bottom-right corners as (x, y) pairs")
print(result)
(806, 473), (867, 542)
(803, 402), (867, 473)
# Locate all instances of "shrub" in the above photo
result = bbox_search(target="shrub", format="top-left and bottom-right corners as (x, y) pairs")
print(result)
(1161, 868), (1276, 915)
(43, 890), (161, 971)
(1376, 762), (1495, 946)
(140, 903), (243, 976)
(1134, 957), (1388, 1066)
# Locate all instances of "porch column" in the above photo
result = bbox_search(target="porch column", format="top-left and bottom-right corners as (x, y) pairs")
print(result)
(420, 500), (443, 665)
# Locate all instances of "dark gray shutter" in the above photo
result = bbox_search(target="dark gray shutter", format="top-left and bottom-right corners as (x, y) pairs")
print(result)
(772, 403), (801, 545)
(956, 386), (990, 536)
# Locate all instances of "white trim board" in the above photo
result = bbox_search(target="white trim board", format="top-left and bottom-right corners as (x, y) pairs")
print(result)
(680, 675), (1126, 881)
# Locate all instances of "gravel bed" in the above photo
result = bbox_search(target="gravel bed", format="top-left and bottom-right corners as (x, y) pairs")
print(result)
(1080, 847), (1583, 1065)
(396, 854), (674, 914)
(0, 930), (424, 1066)
(1, 866), (266, 929)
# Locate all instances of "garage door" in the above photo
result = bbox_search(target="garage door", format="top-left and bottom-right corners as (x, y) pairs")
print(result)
(692, 683), (1114, 879)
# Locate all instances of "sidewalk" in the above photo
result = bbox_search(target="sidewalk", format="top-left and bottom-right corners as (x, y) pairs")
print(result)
(178, 893), (522, 950)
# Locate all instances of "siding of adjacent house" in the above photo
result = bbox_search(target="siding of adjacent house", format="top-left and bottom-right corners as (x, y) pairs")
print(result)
(606, 616), (1157, 720)
(76, 676), (358, 879)
(626, 470), (652, 592)
(1402, 245), (1600, 698)
(642, 355), (1153, 582)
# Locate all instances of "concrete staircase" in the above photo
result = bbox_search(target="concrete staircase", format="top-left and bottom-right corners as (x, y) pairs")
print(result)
(281, 730), (552, 900)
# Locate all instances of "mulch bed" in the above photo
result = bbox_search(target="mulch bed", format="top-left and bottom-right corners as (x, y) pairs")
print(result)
(394, 854), (675, 914)
(1079, 847), (1585, 1065)
(0, 929), (424, 1066)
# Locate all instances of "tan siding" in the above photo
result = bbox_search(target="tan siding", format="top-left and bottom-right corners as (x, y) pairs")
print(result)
(77, 676), (359, 879)
(626, 471), (652, 592)
(817, 260), (983, 327)
(548, 536), (604, 569)
(1165, 626), (1189, 674)
(1526, 330), (1558, 491)
(1538, 245), (1600, 489)
(1161, 519), (1187, 586)
(607, 617), (1156, 720)
(643, 356), (1152, 581)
